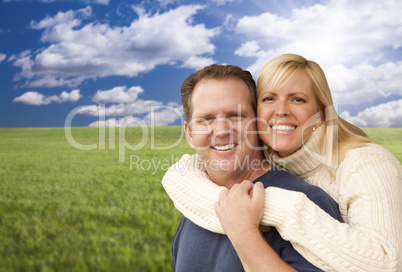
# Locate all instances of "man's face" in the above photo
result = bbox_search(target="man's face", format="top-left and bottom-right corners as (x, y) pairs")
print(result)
(185, 78), (260, 185)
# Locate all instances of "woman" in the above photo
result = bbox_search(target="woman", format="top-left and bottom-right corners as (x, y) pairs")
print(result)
(162, 54), (402, 271)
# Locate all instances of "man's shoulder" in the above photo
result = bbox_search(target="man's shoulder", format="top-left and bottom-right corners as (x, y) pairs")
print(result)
(255, 167), (318, 192)
(259, 168), (342, 222)
(173, 217), (245, 272)
(257, 168), (341, 215)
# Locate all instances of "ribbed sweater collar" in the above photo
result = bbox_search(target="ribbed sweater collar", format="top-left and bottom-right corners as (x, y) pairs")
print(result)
(265, 125), (330, 176)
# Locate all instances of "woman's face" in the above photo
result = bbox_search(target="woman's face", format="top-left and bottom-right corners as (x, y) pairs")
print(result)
(257, 71), (322, 157)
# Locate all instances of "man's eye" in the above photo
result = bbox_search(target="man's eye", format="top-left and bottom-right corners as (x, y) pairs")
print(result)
(199, 117), (212, 123)
(228, 115), (242, 121)
(230, 113), (242, 118)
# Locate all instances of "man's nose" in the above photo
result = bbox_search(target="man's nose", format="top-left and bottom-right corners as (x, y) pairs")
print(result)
(213, 118), (232, 137)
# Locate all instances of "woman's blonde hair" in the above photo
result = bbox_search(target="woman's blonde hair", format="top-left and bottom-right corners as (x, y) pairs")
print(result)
(257, 54), (375, 163)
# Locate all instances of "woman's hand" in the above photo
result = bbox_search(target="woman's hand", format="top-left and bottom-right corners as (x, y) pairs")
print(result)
(214, 180), (266, 238)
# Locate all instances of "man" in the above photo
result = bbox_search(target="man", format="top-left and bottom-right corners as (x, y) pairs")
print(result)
(167, 64), (342, 271)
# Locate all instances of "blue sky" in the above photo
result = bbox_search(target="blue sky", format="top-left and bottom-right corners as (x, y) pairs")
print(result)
(1, 0), (401, 128)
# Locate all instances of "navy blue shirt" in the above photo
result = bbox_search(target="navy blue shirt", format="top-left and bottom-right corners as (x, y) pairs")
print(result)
(172, 168), (343, 272)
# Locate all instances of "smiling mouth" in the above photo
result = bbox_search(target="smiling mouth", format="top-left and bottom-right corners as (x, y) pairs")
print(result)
(271, 125), (296, 131)
(212, 144), (237, 151)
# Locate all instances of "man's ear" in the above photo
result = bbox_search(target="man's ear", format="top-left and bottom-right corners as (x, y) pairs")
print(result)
(184, 121), (195, 149)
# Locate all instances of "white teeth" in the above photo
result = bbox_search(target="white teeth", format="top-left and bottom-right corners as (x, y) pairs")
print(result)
(272, 125), (295, 131)
(213, 144), (236, 151)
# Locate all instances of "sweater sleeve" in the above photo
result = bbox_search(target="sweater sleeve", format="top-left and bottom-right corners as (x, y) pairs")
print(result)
(162, 151), (402, 271)
(162, 154), (226, 233)
(305, 147), (402, 272)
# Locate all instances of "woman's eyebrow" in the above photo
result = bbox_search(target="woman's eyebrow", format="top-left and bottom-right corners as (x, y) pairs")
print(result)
(258, 91), (276, 97)
(288, 92), (309, 97)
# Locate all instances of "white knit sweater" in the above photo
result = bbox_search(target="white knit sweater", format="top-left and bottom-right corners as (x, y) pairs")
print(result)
(162, 125), (402, 272)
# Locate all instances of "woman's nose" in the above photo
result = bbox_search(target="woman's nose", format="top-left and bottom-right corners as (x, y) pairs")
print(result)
(275, 101), (289, 116)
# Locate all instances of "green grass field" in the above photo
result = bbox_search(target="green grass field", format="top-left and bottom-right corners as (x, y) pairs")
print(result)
(0, 127), (401, 272)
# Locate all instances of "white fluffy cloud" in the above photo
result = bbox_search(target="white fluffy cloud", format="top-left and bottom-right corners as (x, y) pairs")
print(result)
(157, 0), (178, 8)
(13, 89), (81, 106)
(211, 0), (239, 6)
(88, 105), (184, 127)
(326, 61), (402, 104)
(142, 105), (184, 126)
(180, 56), (217, 70)
(80, 85), (183, 126)
(90, 0), (109, 5)
(235, 0), (402, 71)
(0, 53), (6, 63)
(341, 99), (402, 128)
(78, 100), (165, 117)
(12, 5), (219, 88)
(92, 86), (144, 104)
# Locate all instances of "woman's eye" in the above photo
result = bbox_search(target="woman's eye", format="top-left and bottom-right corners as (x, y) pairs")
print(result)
(293, 97), (306, 103)
(262, 97), (274, 102)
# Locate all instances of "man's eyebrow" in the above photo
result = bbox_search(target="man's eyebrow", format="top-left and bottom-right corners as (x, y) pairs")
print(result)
(193, 113), (214, 119)
(226, 110), (241, 115)
(226, 110), (247, 117)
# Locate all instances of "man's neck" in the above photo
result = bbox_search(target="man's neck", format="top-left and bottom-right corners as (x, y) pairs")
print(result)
(207, 155), (271, 189)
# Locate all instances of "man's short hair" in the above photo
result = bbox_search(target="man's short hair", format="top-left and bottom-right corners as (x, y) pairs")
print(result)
(181, 64), (257, 122)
